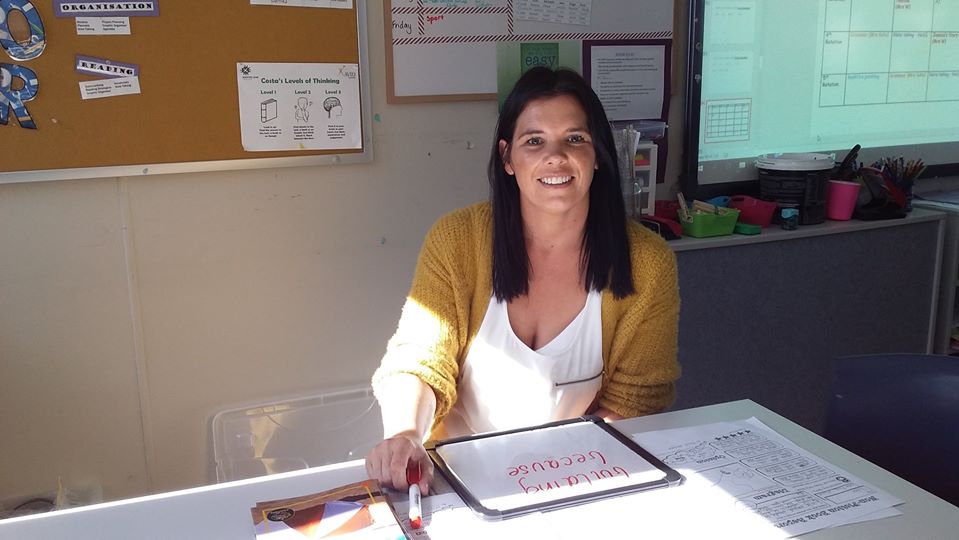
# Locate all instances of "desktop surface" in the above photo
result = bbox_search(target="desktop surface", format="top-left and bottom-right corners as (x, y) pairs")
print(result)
(0, 400), (955, 539)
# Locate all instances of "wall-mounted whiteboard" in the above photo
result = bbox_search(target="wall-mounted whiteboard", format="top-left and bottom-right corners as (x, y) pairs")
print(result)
(427, 417), (682, 519)
(384, 0), (674, 103)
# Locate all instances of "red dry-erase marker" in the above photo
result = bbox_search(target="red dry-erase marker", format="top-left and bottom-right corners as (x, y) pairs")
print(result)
(406, 463), (423, 529)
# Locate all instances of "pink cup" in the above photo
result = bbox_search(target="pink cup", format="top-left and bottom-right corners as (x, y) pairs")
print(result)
(826, 180), (861, 221)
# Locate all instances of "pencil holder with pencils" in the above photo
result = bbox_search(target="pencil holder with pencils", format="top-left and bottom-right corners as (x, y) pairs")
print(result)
(854, 157), (925, 220)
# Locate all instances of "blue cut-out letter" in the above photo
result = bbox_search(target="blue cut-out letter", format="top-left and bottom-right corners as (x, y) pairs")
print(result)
(0, 0), (46, 61)
(0, 63), (38, 129)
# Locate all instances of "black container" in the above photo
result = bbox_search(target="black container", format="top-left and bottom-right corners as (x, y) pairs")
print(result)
(756, 153), (834, 225)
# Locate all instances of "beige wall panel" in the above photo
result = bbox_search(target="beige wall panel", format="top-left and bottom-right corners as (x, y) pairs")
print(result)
(127, 100), (493, 493)
(0, 179), (147, 501)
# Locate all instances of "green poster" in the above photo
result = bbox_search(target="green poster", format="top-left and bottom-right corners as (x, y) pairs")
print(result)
(497, 41), (582, 110)
(520, 42), (560, 73)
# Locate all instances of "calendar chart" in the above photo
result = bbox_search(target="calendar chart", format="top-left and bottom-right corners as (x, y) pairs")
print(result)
(704, 99), (752, 143)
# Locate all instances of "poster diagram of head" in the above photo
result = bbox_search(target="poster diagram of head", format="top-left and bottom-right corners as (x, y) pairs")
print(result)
(322, 97), (341, 119)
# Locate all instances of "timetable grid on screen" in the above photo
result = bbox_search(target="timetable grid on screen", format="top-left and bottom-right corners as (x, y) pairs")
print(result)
(686, 0), (959, 188)
(819, 0), (959, 108)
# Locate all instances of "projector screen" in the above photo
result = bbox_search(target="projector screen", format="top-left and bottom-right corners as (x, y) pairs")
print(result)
(682, 0), (959, 198)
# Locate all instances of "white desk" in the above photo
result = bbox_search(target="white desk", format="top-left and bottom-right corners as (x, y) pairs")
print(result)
(1, 400), (956, 539)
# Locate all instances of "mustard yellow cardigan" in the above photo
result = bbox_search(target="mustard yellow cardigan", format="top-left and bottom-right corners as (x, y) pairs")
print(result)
(372, 201), (680, 437)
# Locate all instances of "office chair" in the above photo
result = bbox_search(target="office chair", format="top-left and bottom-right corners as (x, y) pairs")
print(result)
(824, 353), (959, 506)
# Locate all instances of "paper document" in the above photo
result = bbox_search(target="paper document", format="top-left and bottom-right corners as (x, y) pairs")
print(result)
(588, 43), (667, 121)
(632, 418), (904, 537)
(236, 62), (361, 151)
(515, 0), (591, 26)
(250, 0), (352, 7)
(79, 76), (141, 100)
(75, 17), (131, 35)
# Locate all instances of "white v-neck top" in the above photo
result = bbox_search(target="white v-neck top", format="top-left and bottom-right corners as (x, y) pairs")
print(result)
(442, 290), (603, 438)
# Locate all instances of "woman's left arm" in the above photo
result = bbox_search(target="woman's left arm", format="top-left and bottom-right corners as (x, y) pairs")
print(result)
(595, 244), (681, 418)
(591, 408), (624, 421)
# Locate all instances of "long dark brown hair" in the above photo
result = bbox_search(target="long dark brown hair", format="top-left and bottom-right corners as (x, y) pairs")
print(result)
(488, 67), (634, 301)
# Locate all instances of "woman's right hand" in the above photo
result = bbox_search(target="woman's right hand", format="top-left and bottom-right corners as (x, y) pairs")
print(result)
(365, 431), (433, 495)
(368, 373), (438, 494)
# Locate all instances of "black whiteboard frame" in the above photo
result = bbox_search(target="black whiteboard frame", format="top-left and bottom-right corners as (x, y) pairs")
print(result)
(425, 416), (683, 521)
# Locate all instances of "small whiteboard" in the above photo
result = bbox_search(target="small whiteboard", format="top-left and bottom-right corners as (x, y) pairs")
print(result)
(426, 416), (683, 520)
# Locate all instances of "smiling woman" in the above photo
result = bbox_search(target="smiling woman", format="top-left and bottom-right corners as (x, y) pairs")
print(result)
(366, 67), (681, 496)
(499, 93), (596, 222)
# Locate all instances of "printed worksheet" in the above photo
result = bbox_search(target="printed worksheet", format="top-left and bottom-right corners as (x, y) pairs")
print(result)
(236, 62), (361, 151)
(632, 418), (903, 537)
(250, 0), (352, 8)
(515, 0), (591, 26)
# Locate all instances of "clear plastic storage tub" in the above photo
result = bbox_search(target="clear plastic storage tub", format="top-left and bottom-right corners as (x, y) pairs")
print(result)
(211, 386), (382, 482)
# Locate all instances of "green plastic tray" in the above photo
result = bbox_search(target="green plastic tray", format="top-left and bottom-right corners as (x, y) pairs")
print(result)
(680, 208), (741, 238)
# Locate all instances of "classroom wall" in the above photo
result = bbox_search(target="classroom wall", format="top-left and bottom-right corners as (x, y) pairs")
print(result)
(0, 1), (690, 503)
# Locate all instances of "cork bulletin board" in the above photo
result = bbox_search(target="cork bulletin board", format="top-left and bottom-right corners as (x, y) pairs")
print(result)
(0, 1), (372, 183)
